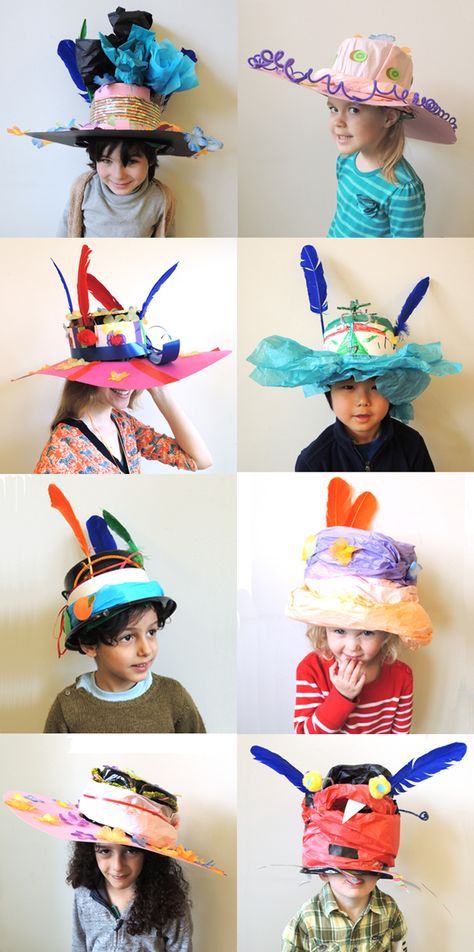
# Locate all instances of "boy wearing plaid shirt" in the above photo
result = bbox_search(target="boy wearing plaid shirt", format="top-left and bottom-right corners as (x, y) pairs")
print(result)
(282, 870), (407, 951)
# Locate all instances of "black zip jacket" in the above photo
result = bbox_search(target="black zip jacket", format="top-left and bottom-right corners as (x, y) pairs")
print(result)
(295, 415), (435, 472)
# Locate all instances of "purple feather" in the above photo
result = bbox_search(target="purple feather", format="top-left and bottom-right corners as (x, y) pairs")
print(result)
(86, 515), (117, 554)
(139, 262), (179, 320)
(250, 745), (306, 792)
(57, 39), (90, 101)
(391, 742), (467, 795)
(300, 245), (328, 336)
(51, 258), (73, 313)
(394, 276), (430, 337)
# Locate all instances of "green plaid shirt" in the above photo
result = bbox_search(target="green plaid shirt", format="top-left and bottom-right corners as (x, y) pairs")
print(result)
(282, 883), (407, 952)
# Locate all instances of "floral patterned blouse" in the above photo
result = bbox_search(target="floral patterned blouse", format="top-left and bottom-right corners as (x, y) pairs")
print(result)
(34, 410), (197, 474)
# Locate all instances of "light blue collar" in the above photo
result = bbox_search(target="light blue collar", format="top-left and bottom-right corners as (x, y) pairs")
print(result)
(77, 670), (153, 702)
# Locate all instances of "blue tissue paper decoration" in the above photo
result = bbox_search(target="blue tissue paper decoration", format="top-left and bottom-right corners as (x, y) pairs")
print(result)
(99, 25), (199, 96)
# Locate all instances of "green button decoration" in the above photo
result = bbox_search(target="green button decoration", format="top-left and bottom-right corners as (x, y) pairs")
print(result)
(387, 67), (400, 80)
(351, 49), (368, 62)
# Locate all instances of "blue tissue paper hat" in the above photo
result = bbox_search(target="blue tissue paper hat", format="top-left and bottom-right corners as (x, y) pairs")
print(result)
(247, 246), (461, 422)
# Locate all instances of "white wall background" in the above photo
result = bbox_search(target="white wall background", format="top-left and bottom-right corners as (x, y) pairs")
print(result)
(0, 734), (236, 952)
(238, 237), (474, 472)
(239, 0), (474, 237)
(0, 237), (236, 474)
(238, 473), (473, 733)
(1, 0), (237, 237)
(238, 734), (473, 952)
(0, 474), (236, 732)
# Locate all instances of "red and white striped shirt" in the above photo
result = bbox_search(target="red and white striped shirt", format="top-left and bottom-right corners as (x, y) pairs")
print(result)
(294, 652), (413, 734)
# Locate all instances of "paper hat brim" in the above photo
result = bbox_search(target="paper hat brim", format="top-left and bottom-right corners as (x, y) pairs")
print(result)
(303, 78), (457, 145)
(18, 349), (230, 390)
(287, 585), (433, 646)
(64, 588), (177, 651)
(26, 127), (198, 156)
(4, 790), (224, 875)
(301, 864), (394, 879)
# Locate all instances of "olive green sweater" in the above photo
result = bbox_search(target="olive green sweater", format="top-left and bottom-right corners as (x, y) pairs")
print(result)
(43, 674), (206, 734)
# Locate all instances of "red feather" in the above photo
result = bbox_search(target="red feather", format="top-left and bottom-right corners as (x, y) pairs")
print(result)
(326, 478), (352, 527)
(49, 484), (91, 558)
(87, 273), (123, 311)
(77, 245), (92, 323)
(346, 491), (377, 530)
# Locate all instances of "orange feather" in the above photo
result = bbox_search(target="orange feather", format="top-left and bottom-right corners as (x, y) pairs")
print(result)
(48, 484), (90, 558)
(326, 477), (352, 527)
(346, 491), (377, 530)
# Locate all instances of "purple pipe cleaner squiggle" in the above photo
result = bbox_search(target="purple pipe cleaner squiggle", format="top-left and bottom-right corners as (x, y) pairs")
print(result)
(248, 49), (457, 130)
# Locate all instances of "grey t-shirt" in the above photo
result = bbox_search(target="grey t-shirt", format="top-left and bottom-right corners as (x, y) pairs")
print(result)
(71, 886), (193, 952)
(58, 174), (170, 238)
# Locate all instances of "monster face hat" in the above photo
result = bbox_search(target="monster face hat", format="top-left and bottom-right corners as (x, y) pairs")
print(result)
(249, 34), (457, 145)
(15, 245), (229, 390)
(4, 764), (224, 875)
(248, 245), (461, 422)
(288, 477), (432, 647)
(251, 743), (466, 877)
(11, 7), (222, 157)
(48, 484), (176, 655)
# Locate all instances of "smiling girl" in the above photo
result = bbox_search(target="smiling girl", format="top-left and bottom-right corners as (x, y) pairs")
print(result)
(34, 381), (212, 475)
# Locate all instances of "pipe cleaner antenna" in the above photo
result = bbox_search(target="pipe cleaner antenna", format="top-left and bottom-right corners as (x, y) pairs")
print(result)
(102, 510), (144, 566)
(393, 276), (430, 337)
(77, 245), (92, 323)
(139, 262), (179, 319)
(86, 515), (118, 554)
(390, 742), (467, 796)
(87, 273), (123, 311)
(51, 258), (73, 313)
(48, 484), (91, 560)
(300, 245), (328, 336)
(250, 745), (306, 793)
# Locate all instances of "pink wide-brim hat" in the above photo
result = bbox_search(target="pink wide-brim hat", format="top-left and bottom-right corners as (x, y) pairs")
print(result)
(249, 34), (457, 145)
(16, 348), (230, 390)
(4, 788), (224, 875)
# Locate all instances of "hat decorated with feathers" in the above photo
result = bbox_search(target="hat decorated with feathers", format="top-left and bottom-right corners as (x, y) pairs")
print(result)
(288, 477), (432, 647)
(250, 741), (467, 877)
(15, 244), (229, 391)
(10, 7), (223, 157)
(248, 245), (461, 422)
(49, 484), (176, 656)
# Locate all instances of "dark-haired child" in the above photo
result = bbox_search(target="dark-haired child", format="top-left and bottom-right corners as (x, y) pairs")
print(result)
(58, 139), (176, 238)
(44, 485), (205, 734)
(69, 842), (192, 952)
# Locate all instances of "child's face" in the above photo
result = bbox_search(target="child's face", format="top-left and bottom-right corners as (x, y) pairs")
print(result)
(322, 871), (378, 906)
(326, 626), (387, 666)
(327, 98), (397, 157)
(96, 144), (149, 195)
(81, 607), (159, 692)
(330, 378), (389, 444)
(94, 844), (144, 891)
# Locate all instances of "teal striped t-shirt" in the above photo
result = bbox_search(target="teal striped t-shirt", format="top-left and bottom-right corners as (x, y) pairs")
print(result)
(328, 152), (425, 238)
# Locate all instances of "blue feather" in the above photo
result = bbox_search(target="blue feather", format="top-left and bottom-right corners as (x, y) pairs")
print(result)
(391, 742), (467, 795)
(250, 745), (306, 792)
(394, 276), (430, 337)
(300, 245), (328, 336)
(86, 516), (118, 554)
(138, 262), (179, 319)
(57, 40), (90, 101)
(51, 258), (73, 313)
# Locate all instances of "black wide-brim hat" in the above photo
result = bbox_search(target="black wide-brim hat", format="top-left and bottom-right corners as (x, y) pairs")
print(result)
(26, 127), (198, 156)
(62, 548), (177, 651)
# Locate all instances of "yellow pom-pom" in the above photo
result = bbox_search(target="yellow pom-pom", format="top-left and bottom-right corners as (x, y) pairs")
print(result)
(329, 537), (360, 565)
(302, 771), (323, 793)
(302, 535), (316, 561)
(368, 775), (391, 799)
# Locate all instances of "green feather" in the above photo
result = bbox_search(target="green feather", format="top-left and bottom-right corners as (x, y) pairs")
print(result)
(102, 510), (143, 566)
(80, 18), (87, 39)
